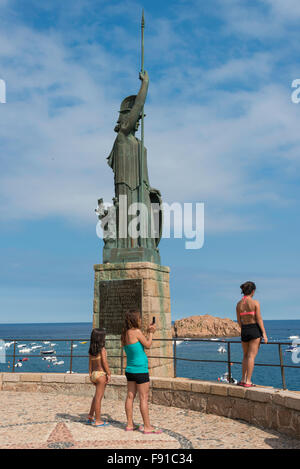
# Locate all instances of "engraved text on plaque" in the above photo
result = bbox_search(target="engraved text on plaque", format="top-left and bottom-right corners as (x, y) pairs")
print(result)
(99, 279), (143, 334)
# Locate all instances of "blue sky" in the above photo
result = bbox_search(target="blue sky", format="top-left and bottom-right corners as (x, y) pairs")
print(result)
(0, 0), (300, 323)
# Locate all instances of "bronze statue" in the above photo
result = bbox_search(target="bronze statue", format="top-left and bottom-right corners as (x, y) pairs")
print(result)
(97, 14), (162, 264)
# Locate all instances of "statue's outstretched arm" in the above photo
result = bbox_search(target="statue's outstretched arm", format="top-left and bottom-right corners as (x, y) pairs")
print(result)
(121, 71), (149, 134)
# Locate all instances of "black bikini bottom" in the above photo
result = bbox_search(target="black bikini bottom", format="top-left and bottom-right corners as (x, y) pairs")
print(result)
(241, 323), (262, 342)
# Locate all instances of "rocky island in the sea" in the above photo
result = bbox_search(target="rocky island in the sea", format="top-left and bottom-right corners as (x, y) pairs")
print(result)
(172, 315), (240, 338)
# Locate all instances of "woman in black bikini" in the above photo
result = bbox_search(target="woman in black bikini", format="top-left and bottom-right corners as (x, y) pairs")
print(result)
(236, 281), (268, 387)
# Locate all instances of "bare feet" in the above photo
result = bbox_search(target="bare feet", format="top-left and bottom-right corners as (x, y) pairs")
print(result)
(94, 420), (105, 426)
(142, 426), (162, 434)
(126, 423), (139, 431)
(87, 414), (94, 424)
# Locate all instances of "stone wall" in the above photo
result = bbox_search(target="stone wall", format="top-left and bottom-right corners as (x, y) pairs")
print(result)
(1, 372), (299, 439)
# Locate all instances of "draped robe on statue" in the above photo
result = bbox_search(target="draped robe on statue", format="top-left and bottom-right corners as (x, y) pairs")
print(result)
(107, 131), (162, 250)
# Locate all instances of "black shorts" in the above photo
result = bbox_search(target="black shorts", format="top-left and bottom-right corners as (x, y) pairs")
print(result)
(241, 323), (262, 342)
(125, 372), (149, 384)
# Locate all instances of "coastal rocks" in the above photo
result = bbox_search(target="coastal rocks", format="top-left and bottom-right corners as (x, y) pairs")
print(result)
(172, 314), (240, 338)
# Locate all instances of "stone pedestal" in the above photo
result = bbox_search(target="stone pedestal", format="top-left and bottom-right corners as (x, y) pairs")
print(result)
(93, 262), (174, 378)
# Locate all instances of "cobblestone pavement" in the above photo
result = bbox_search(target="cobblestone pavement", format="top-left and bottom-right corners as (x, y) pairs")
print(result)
(0, 391), (300, 449)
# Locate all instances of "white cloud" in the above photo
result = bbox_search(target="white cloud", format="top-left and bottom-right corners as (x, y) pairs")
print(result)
(0, 0), (299, 237)
(213, 0), (300, 39)
(264, 0), (300, 20)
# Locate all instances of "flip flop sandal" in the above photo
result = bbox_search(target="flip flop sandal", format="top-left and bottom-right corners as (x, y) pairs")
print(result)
(237, 381), (245, 386)
(125, 425), (140, 431)
(243, 383), (256, 388)
(142, 428), (162, 434)
(92, 421), (110, 427)
(86, 418), (95, 424)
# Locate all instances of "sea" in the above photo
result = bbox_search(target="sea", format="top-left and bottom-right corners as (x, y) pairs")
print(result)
(0, 320), (299, 391)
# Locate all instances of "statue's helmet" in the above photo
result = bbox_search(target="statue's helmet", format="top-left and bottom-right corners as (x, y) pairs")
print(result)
(119, 95), (137, 113)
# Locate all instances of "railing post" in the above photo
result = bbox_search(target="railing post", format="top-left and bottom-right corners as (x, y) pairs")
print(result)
(174, 339), (177, 378)
(70, 340), (73, 373)
(227, 342), (232, 383)
(278, 344), (286, 390)
(12, 340), (16, 372)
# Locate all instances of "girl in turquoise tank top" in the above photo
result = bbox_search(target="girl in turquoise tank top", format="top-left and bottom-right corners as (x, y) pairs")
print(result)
(121, 310), (162, 434)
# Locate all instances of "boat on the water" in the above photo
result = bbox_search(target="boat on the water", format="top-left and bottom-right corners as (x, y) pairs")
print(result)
(218, 372), (237, 384)
(218, 346), (226, 353)
(5, 342), (14, 348)
(285, 345), (299, 352)
(40, 350), (56, 355)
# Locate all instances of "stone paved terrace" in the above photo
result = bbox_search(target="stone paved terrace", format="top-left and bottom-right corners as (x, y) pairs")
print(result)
(1, 373), (300, 449)
(1, 391), (300, 449)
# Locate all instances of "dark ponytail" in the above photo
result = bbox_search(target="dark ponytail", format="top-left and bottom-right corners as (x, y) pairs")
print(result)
(240, 281), (256, 296)
(89, 328), (106, 356)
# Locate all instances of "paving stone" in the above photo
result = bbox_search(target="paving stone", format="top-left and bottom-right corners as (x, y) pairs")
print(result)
(0, 391), (299, 449)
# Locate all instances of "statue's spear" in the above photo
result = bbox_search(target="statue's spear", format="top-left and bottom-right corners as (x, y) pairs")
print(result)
(139, 9), (145, 246)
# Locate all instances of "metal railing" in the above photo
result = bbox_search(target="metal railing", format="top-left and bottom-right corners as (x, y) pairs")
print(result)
(3, 338), (122, 374)
(170, 337), (300, 390)
(2, 337), (299, 390)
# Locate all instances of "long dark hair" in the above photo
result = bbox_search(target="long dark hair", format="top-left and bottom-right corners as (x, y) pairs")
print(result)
(121, 310), (141, 346)
(89, 328), (106, 356)
(240, 281), (256, 296)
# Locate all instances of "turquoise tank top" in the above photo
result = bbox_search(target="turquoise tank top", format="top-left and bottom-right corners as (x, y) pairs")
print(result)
(123, 341), (148, 373)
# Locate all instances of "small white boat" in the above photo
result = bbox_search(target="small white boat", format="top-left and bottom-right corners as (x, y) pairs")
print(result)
(66, 370), (76, 374)
(43, 341), (50, 345)
(14, 362), (22, 368)
(175, 341), (183, 345)
(289, 336), (299, 340)
(218, 346), (226, 353)
(31, 345), (42, 350)
(53, 361), (64, 366)
(72, 344), (78, 348)
(5, 342), (14, 348)
(17, 344), (27, 348)
(19, 348), (31, 353)
(218, 372), (237, 384)
(50, 343), (56, 346)
(41, 350), (56, 355)
(286, 345), (299, 352)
